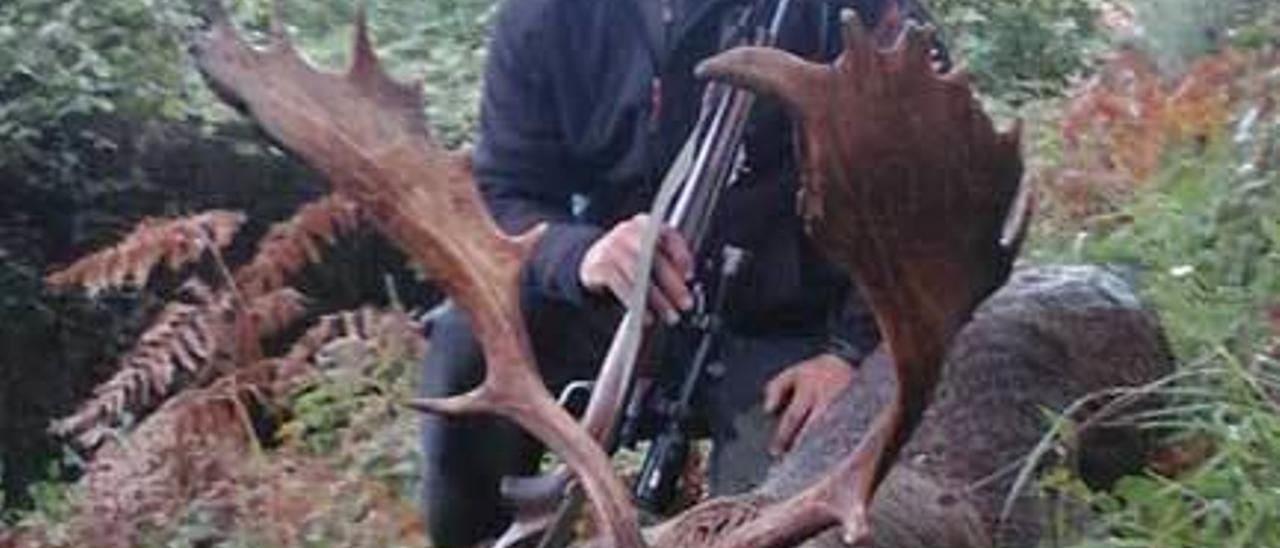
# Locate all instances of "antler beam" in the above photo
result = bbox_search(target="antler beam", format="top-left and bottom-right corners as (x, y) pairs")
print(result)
(657, 10), (1025, 547)
(192, 4), (644, 547)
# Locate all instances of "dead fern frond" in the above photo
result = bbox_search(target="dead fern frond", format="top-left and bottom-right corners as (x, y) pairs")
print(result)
(52, 287), (314, 450)
(247, 287), (309, 340)
(61, 376), (425, 547)
(47, 210), (247, 295)
(235, 194), (361, 297)
(50, 298), (235, 449)
(50, 199), (345, 450)
(67, 383), (260, 546)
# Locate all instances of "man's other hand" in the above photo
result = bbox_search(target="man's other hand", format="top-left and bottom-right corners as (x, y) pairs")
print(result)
(579, 213), (695, 325)
(764, 353), (856, 457)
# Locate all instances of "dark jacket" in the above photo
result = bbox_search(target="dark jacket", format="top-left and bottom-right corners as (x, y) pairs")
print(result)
(473, 0), (915, 363)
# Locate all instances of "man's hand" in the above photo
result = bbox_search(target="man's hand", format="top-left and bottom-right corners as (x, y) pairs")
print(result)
(579, 213), (695, 325)
(764, 353), (856, 457)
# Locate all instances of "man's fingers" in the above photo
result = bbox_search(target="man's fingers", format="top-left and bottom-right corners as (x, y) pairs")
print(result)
(795, 392), (827, 446)
(765, 355), (858, 456)
(660, 229), (695, 281)
(794, 380), (847, 444)
(604, 260), (660, 325)
(618, 217), (692, 315)
(764, 369), (796, 415)
(602, 260), (632, 302)
(654, 255), (693, 312)
(647, 285), (679, 325)
(604, 243), (678, 325)
(770, 392), (812, 457)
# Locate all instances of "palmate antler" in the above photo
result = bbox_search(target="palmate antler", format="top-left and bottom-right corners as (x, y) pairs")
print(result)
(192, 4), (644, 548)
(652, 11), (1026, 548)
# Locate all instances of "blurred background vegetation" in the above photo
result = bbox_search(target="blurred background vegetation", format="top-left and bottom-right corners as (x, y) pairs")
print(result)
(1, 0), (1278, 546)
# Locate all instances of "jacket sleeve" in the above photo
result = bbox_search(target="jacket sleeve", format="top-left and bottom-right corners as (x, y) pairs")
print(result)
(825, 285), (881, 366)
(473, 0), (604, 305)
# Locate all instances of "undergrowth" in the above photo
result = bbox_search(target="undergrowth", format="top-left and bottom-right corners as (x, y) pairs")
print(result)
(5, 1), (1280, 547)
(1024, 8), (1280, 544)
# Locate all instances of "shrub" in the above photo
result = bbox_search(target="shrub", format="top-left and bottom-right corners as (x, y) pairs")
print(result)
(1025, 39), (1280, 548)
(1126, 0), (1278, 73)
(931, 0), (1104, 104)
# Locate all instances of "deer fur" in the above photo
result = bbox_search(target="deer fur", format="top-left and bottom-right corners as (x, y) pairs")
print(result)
(643, 265), (1172, 548)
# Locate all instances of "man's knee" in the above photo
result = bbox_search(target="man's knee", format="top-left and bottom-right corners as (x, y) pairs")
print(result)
(420, 466), (509, 547)
(419, 303), (485, 399)
(418, 303), (508, 545)
(702, 335), (825, 495)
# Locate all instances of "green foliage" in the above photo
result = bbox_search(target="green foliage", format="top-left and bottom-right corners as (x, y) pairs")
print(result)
(1030, 115), (1279, 360)
(3, 465), (78, 541)
(1128, 0), (1279, 73)
(0, 0), (201, 155)
(1026, 39), (1280, 547)
(279, 336), (423, 499)
(224, 0), (495, 145)
(1042, 356), (1280, 547)
(0, 0), (495, 162)
(931, 0), (1104, 104)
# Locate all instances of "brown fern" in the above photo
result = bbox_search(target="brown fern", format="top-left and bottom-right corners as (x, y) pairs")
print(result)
(47, 197), (357, 449)
(54, 380), (426, 547)
(235, 194), (361, 298)
(36, 307), (427, 547)
(246, 287), (309, 340)
(51, 285), (312, 449)
(46, 210), (247, 295)
(50, 297), (234, 448)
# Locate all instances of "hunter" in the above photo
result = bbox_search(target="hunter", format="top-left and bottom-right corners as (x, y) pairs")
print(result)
(418, 0), (941, 545)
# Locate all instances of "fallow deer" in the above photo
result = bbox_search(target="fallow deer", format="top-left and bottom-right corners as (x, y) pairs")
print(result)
(193, 4), (1172, 547)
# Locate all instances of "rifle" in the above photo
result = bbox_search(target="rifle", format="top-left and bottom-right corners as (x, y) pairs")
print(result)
(529, 3), (797, 545)
(625, 4), (953, 508)
(623, 0), (797, 515)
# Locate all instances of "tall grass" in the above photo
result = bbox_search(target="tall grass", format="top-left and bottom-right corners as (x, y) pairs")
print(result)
(1026, 24), (1280, 545)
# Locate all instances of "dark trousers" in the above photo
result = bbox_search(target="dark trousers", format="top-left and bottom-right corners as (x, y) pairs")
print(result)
(418, 296), (825, 547)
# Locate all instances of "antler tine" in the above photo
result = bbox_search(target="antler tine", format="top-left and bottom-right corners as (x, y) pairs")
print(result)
(350, 4), (378, 79)
(269, 0), (289, 42)
(671, 10), (1024, 548)
(695, 48), (824, 122)
(840, 8), (872, 53)
(192, 6), (645, 548)
(892, 20), (936, 74)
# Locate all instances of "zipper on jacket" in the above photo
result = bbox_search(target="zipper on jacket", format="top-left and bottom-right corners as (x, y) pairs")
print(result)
(649, 77), (664, 133)
(650, 0), (675, 133)
(645, 0), (678, 196)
